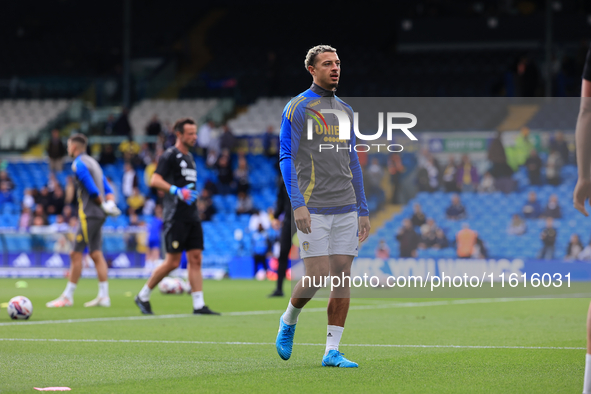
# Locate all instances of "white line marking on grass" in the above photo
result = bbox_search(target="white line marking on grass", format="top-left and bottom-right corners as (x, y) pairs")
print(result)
(0, 338), (583, 351)
(0, 296), (581, 327)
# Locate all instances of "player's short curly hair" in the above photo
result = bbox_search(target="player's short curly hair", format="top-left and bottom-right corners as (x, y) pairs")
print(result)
(173, 117), (196, 134)
(304, 45), (337, 71)
(68, 133), (88, 147)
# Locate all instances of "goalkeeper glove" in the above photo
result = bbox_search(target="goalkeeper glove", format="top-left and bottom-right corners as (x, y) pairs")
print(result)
(170, 183), (198, 205)
(100, 200), (122, 217)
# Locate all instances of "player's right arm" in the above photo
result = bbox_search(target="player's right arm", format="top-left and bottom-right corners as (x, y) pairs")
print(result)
(279, 98), (311, 234)
(573, 48), (591, 216)
(150, 151), (197, 204)
(74, 158), (102, 206)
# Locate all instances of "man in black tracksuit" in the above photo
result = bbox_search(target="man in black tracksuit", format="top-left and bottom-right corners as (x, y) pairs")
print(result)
(269, 177), (294, 297)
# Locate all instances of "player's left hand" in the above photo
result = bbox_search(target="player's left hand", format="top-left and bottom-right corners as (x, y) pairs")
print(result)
(574, 178), (591, 217)
(358, 216), (371, 243)
(100, 200), (122, 217)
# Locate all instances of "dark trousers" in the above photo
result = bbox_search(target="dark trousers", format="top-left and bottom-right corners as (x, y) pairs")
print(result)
(275, 213), (294, 292)
(254, 254), (268, 275)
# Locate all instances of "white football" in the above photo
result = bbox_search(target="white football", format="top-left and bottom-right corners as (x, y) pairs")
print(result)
(7, 296), (33, 320)
(158, 277), (184, 294)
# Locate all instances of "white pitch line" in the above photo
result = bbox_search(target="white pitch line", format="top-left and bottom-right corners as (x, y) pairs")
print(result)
(0, 338), (583, 351)
(0, 297), (577, 327)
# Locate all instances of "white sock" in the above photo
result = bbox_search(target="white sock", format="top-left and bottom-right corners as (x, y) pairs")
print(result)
(192, 291), (204, 310)
(282, 301), (302, 325)
(98, 281), (109, 298)
(62, 282), (77, 301)
(138, 284), (152, 302)
(325, 325), (344, 355)
(584, 354), (591, 394)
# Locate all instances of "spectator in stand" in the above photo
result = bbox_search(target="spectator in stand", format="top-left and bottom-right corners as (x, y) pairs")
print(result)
(249, 209), (271, 232)
(29, 215), (49, 251)
(525, 149), (543, 185)
(33, 204), (47, 224)
(0, 170), (14, 190)
(0, 182), (14, 204)
(522, 191), (542, 219)
(113, 108), (132, 139)
(19, 207), (31, 230)
(546, 147), (564, 185)
(550, 131), (569, 164)
(206, 148), (219, 169)
(539, 217), (557, 259)
(542, 194), (562, 219)
(104, 114), (117, 136)
(47, 186), (65, 215)
(118, 138), (141, 164)
(98, 144), (117, 166)
(234, 155), (250, 194)
(513, 127), (535, 169)
(566, 234), (584, 261)
(47, 129), (67, 173)
(50, 214), (70, 232)
(252, 223), (273, 278)
(134, 143), (152, 169)
(64, 176), (76, 206)
(22, 188), (35, 210)
(36, 186), (51, 211)
(236, 191), (254, 215)
(508, 214), (527, 235)
(456, 154), (479, 193)
(62, 205), (74, 224)
(410, 203), (427, 227)
(145, 115), (162, 138)
(387, 153), (405, 204)
(127, 186), (146, 215)
(366, 158), (384, 196)
(144, 157), (157, 195)
(219, 124), (236, 152)
(477, 171), (496, 193)
(396, 219), (419, 258)
(441, 156), (458, 193)
(47, 173), (59, 193)
(418, 224), (437, 249)
(121, 162), (138, 199)
(198, 120), (215, 158)
(375, 239), (390, 259)
(197, 198), (216, 222)
(432, 229), (449, 249)
(488, 130), (513, 178)
(216, 153), (234, 195)
(446, 194), (467, 220)
(162, 120), (176, 149)
(197, 189), (216, 222)
(456, 223), (478, 258)
(417, 155), (440, 192)
(263, 126), (276, 157)
(577, 240), (591, 261)
(472, 237), (488, 259)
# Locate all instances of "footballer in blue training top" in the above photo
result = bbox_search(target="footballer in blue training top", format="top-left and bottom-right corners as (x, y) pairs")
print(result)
(275, 45), (371, 368)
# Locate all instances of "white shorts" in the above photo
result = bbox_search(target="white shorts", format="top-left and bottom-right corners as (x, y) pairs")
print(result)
(297, 211), (359, 259)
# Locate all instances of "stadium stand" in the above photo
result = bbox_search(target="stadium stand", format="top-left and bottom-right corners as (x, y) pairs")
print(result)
(0, 99), (71, 150)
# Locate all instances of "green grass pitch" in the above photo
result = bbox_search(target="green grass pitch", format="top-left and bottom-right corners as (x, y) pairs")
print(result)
(0, 278), (588, 393)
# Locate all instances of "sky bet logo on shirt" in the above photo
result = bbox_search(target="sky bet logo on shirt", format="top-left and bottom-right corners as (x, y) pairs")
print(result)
(305, 108), (418, 153)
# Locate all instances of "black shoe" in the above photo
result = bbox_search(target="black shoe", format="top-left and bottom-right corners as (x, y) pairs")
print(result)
(268, 289), (284, 297)
(193, 305), (220, 315)
(134, 295), (153, 315)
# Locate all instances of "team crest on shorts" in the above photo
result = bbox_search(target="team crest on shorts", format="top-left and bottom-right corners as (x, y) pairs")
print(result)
(76, 234), (83, 242)
(172, 241), (179, 249)
(302, 241), (310, 251)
